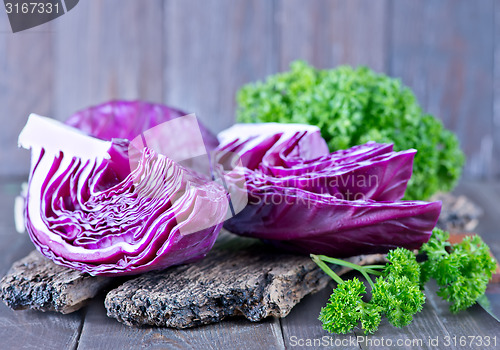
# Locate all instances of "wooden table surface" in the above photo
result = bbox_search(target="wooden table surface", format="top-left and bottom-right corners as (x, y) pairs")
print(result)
(0, 179), (499, 350)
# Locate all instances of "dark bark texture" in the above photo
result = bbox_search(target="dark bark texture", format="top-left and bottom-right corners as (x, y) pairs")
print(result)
(0, 250), (112, 314)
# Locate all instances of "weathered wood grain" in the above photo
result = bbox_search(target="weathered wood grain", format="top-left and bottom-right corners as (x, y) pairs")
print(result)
(0, 307), (83, 350)
(163, 0), (276, 133)
(494, 0), (500, 179)
(277, 0), (389, 72)
(78, 296), (285, 350)
(0, 18), (54, 177)
(0, 7), (9, 33)
(53, 0), (164, 122)
(0, 250), (113, 314)
(391, 0), (495, 179)
(423, 281), (500, 347)
(2, 0), (500, 180)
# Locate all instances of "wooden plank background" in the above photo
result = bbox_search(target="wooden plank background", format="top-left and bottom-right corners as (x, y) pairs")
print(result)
(0, 0), (499, 181)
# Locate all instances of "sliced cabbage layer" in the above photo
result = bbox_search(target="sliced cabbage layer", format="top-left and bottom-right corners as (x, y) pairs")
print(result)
(217, 123), (441, 257)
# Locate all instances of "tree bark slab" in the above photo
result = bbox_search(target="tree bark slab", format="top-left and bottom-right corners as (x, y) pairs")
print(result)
(432, 192), (482, 232)
(0, 250), (113, 314)
(104, 235), (384, 328)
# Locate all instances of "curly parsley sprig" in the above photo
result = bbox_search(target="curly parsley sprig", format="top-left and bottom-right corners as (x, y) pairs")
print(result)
(312, 247), (425, 334)
(313, 229), (497, 335)
(419, 228), (497, 313)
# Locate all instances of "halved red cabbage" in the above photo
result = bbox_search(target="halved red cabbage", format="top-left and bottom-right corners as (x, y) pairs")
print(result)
(19, 114), (228, 276)
(217, 123), (442, 257)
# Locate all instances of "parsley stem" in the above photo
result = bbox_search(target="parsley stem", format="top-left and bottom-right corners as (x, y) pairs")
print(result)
(362, 265), (386, 269)
(311, 254), (344, 285)
(315, 255), (383, 276)
(311, 254), (380, 289)
(359, 270), (376, 289)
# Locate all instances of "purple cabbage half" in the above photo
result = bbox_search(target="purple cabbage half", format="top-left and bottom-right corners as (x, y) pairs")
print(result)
(216, 123), (442, 257)
(19, 102), (228, 276)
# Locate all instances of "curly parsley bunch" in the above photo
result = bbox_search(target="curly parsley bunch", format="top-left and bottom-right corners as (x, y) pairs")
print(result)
(313, 229), (497, 335)
(237, 61), (465, 200)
